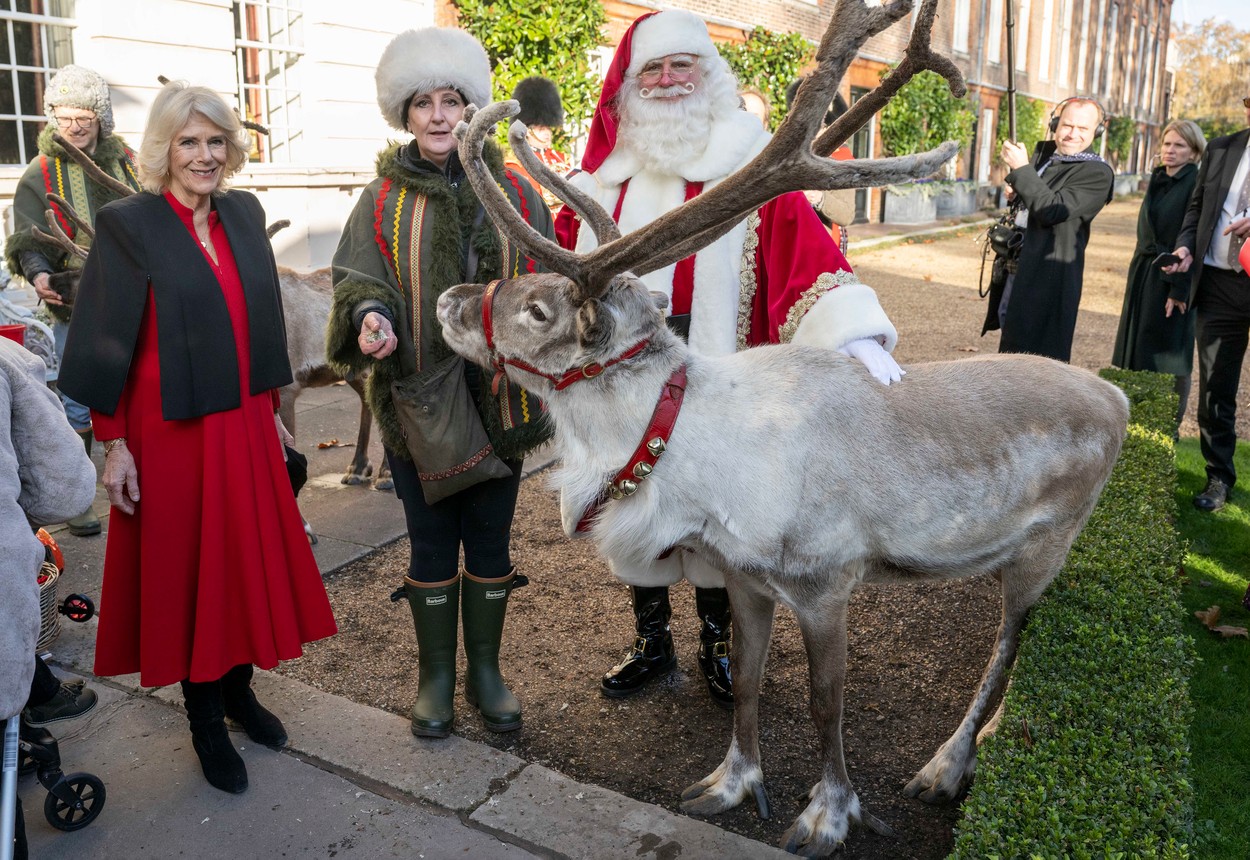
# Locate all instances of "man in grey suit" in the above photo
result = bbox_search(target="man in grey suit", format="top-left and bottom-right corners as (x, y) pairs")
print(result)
(1169, 93), (1250, 512)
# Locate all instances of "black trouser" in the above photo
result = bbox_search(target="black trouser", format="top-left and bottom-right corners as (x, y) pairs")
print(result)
(386, 448), (523, 583)
(26, 654), (60, 709)
(1195, 266), (1250, 487)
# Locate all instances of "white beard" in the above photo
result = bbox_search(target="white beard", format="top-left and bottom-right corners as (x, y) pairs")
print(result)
(615, 71), (741, 177)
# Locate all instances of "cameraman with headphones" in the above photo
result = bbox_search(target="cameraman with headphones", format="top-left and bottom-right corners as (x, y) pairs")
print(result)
(994, 98), (1115, 362)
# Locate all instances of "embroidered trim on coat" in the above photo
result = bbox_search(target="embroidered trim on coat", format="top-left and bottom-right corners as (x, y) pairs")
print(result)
(735, 210), (762, 351)
(408, 194), (427, 370)
(777, 269), (863, 345)
(418, 444), (497, 480)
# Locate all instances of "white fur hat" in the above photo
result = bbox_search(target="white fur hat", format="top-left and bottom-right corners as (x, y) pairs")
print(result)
(625, 10), (717, 77)
(45, 65), (115, 138)
(375, 27), (492, 131)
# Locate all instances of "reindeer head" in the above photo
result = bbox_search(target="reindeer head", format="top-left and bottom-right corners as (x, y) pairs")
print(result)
(438, 271), (671, 397)
(439, 0), (963, 389)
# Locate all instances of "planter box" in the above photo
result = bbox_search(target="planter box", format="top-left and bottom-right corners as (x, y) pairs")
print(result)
(882, 189), (937, 224)
(1113, 173), (1145, 197)
(935, 186), (978, 218)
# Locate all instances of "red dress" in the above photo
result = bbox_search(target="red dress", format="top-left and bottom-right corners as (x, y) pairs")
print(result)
(91, 192), (336, 687)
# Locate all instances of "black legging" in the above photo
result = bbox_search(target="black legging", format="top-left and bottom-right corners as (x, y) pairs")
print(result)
(386, 448), (523, 583)
(26, 654), (60, 709)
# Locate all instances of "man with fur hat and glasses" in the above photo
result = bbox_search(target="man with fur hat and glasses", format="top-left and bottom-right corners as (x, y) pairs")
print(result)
(4, 65), (141, 537)
(327, 28), (553, 739)
(505, 76), (572, 212)
(555, 10), (903, 708)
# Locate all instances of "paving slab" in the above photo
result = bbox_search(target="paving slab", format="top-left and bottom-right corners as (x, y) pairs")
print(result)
(18, 681), (538, 860)
(470, 763), (791, 860)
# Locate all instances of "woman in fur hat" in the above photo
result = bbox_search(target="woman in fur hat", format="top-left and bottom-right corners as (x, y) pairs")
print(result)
(504, 76), (571, 211)
(4, 65), (142, 538)
(327, 27), (554, 739)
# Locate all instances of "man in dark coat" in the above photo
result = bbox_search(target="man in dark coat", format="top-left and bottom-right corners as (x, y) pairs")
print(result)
(1167, 93), (1250, 512)
(996, 99), (1115, 362)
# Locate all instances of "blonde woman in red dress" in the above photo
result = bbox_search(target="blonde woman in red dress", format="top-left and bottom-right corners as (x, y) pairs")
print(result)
(58, 82), (336, 794)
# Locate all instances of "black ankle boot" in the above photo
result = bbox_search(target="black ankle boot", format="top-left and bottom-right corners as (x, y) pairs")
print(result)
(695, 587), (733, 709)
(601, 586), (677, 698)
(221, 664), (288, 748)
(181, 679), (248, 793)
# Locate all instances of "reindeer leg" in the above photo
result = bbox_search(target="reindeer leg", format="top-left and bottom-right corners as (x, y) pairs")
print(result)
(341, 376), (376, 485)
(681, 577), (774, 819)
(782, 589), (891, 857)
(903, 545), (1064, 804)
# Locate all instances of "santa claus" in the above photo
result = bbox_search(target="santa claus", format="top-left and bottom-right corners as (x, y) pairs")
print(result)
(555, 10), (903, 708)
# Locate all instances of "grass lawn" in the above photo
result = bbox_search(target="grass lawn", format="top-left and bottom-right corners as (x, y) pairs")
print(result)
(1175, 437), (1250, 858)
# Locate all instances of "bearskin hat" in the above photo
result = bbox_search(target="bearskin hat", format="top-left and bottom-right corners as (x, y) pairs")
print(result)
(511, 77), (564, 128)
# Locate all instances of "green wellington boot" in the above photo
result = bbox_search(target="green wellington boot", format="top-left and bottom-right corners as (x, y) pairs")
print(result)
(404, 574), (460, 738)
(461, 569), (522, 732)
(66, 429), (101, 536)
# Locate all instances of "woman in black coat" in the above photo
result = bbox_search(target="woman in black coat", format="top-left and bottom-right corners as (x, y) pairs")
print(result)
(1112, 120), (1207, 429)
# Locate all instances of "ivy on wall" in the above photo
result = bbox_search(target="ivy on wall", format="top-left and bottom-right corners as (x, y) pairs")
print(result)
(719, 28), (814, 131)
(879, 69), (974, 161)
(454, 0), (606, 147)
(1104, 115), (1136, 171)
(993, 95), (1048, 156)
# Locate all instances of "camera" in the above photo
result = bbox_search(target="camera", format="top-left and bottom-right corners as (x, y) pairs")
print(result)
(988, 223), (1024, 259)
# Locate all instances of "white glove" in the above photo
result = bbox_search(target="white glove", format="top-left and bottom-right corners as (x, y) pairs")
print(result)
(838, 337), (905, 385)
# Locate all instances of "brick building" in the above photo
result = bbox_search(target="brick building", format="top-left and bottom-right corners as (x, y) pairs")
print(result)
(582, 0), (1174, 220)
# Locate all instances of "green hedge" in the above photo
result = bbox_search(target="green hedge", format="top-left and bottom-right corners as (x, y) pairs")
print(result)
(951, 369), (1194, 858)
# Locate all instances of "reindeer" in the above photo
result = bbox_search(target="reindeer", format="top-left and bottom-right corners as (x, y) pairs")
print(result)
(32, 136), (390, 491)
(435, 1), (1130, 855)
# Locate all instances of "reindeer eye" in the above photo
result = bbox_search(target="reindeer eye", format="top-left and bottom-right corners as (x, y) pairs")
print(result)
(528, 304), (547, 322)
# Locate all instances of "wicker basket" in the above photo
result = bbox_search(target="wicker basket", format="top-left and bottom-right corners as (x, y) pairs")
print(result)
(36, 560), (60, 651)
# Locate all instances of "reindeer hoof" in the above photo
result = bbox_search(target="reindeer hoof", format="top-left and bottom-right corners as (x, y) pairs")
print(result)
(373, 476), (394, 491)
(902, 744), (975, 805)
(679, 761), (765, 818)
(780, 783), (885, 856)
(341, 463), (374, 485)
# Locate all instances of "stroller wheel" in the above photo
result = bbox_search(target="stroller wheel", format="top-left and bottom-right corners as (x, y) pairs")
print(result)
(59, 594), (95, 623)
(44, 772), (106, 831)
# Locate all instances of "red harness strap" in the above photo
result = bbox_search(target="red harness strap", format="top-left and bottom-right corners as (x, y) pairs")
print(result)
(481, 279), (650, 396)
(575, 363), (688, 535)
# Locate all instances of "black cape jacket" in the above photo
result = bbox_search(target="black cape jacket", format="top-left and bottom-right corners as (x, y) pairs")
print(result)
(999, 142), (1115, 363)
(58, 190), (293, 420)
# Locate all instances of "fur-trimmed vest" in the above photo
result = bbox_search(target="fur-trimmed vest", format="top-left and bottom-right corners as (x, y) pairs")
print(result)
(4, 127), (141, 322)
(327, 140), (555, 460)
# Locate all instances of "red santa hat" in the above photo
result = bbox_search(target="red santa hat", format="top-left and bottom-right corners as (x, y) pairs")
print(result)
(581, 10), (717, 174)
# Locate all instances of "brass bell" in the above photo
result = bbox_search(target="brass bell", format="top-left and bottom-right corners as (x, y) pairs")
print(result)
(646, 437), (666, 456)
(632, 461), (653, 479)
(617, 479), (639, 496)
(608, 485), (625, 501)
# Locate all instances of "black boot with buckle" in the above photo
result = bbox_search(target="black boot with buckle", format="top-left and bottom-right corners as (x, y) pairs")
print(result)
(695, 586), (733, 709)
(601, 586), (677, 697)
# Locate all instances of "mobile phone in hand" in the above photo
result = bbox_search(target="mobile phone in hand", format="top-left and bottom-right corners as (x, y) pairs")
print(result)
(1153, 252), (1181, 269)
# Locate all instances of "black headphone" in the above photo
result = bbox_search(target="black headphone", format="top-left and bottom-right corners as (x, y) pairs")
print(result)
(1048, 97), (1107, 137)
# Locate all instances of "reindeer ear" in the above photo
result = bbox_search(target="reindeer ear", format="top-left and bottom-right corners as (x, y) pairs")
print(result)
(577, 298), (614, 351)
(649, 291), (670, 312)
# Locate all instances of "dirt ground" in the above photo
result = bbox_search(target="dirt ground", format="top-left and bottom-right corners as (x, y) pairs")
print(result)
(276, 199), (1246, 858)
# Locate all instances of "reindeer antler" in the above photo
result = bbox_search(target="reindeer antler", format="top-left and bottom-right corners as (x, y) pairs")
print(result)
(457, 103), (588, 283)
(503, 118), (621, 245)
(459, 0), (963, 298)
(52, 133), (136, 198)
(34, 209), (88, 262)
(46, 193), (95, 242)
(812, 0), (965, 156)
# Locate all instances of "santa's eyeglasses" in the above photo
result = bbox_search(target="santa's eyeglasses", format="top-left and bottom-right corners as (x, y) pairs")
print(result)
(638, 56), (698, 85)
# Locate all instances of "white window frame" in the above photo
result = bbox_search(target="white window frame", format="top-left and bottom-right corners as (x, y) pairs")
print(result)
(1039, 0), (1054, 81)
(1076, 0), (1091, 89)
(988, 0), (1004, 64)
(234, 0), (305, 163)
(1015, 0), (1031, 73)
(1103, 2), (1117, 98)
(953, 0), (971, 53)
(1058, 0), (1072, 84)
(977, 107), (995, 182)
(0, 1), (76, 167)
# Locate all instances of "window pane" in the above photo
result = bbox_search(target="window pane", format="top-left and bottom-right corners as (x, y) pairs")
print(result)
(0, 119), (19, 164)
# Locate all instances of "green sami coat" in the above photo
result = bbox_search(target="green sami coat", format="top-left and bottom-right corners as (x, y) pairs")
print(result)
(327, 140), (554, 461)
